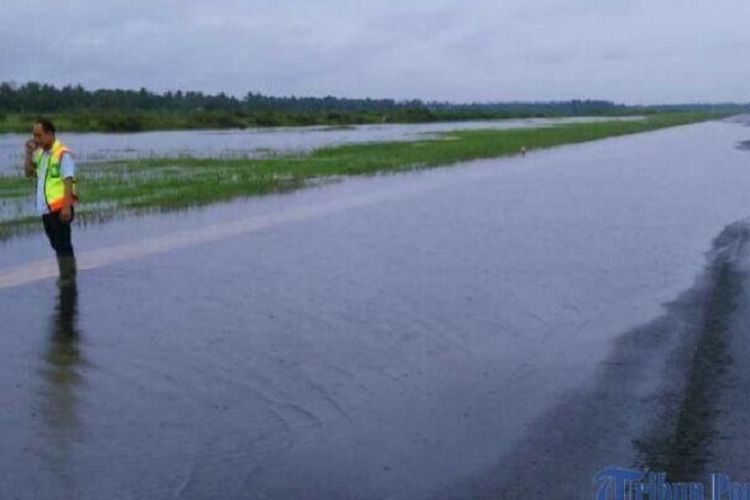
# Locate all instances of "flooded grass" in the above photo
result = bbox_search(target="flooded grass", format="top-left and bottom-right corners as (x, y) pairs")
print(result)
(0, 113), (719, 239)
(0, 176), (29, 198)
(0, 214), (39, 239)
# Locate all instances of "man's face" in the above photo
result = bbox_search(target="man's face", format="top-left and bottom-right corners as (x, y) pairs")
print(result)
(32, 124), (54, 149)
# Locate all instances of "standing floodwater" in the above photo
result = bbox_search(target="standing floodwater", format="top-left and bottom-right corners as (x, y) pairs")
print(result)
(0, 116), (641, 175)
(2, 118), (750, 499)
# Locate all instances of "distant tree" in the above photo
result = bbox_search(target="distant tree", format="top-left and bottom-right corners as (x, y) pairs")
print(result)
(0, 81), (746, 128)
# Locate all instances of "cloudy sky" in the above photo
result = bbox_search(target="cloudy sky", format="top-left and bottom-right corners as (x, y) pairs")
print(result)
(1, 0), (748, 104)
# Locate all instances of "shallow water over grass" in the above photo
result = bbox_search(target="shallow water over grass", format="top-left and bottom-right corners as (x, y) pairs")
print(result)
(0, 116), (643, 175)
(0, 114), (705, 237)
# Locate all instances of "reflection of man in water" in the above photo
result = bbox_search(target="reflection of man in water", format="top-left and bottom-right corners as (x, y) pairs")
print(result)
(42, 280), (84, 497)
(46, 282), (81, 383)
(24, 118), (78, 284)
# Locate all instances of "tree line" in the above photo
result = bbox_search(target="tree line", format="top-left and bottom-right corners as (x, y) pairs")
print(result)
(0, 81), (429, 114)
(0, 81), (745, 132)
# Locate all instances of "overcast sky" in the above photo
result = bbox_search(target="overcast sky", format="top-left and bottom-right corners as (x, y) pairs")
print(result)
(1, 0), (748, 104)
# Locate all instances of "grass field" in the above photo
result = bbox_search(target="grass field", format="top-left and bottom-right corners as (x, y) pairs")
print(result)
(0, 112), (722, 240)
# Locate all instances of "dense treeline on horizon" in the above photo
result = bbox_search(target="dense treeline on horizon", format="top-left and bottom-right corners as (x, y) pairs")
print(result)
(0, 81), (746, 132)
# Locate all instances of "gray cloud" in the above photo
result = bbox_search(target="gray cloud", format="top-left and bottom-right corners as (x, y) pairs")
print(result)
(1, 0), (748, 103)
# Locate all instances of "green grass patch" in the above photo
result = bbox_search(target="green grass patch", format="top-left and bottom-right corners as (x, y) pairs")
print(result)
(0, 112), (722, 240)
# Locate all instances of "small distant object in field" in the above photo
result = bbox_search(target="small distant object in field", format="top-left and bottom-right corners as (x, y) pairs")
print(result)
(520, 146), (527, 156)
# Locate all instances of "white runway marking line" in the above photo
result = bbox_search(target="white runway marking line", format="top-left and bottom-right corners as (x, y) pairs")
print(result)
(0, 181), (448, 290)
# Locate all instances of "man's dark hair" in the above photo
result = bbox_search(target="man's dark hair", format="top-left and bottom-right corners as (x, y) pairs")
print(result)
(35, 118), (56, 134)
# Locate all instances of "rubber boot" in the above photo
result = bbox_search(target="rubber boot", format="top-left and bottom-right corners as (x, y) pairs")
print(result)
(57, 256), (77, 287)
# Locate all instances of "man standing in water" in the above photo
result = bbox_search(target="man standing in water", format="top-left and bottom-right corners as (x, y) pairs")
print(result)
(24, 118), (78, 284)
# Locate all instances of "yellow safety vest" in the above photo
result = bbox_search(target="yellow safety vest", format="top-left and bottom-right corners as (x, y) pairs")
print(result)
(33, 139), (78, 212)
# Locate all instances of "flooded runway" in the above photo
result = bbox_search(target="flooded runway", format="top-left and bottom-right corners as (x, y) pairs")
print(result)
(2, 119), (750, 498)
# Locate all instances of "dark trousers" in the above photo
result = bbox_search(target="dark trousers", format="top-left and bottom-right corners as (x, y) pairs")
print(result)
(42, 208), (75, 258)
